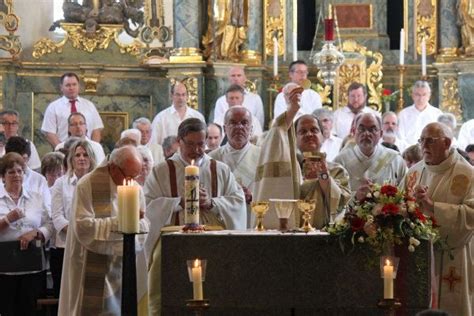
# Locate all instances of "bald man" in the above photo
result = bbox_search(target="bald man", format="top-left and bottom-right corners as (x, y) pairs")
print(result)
(403, 122), (474, 316)
(213, 66), (264, 127)
(59, 146), (149, 315)
(150, 82), (205, 145)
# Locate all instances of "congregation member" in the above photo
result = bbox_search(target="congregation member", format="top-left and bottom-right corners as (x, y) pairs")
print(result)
(144, 118), (246, 315)
(59, 146), (148, 315)
(133, 117), (165, 164)
(332, 82), (380, 139)
(403, 122), (473, 316)
(1, 109), (42, 170)
(55, 112), (105, 164)
(136, 145), (154, 186)
(150, 82), (205, 145)
(273, 60), (322, 120)
(162, 135), (179, 159)
(214, 84), (262, 138)
(402, 144), (423, 168)
(120, 128), (141, 146)
(254, 83), (303, 229)
(334, 113), (407, 199)
(295, 114), (351, 228)
(206, 123), (223, 152)
(40, 152), (65, 188)
(41, 72), (103, 148)
(437, 112), (458, 147)
(5, 136), (51, 209)
(398, 80), (443, 146)
(0, 153), (53, 316)
(457, 118), (474, 151)
(50, 140), (96, 298)
(313, 108), (343, 161)
(381, 111), (408, 153)
(213, 66), (264, 127)
(209, 106), (261, 228)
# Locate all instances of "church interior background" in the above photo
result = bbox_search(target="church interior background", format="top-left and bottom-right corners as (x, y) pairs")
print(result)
(0, 0), (470, 156)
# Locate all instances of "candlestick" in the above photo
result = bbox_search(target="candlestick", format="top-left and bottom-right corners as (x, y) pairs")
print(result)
(421, 38), (427, 76)
(399, 28), (405, 65)
(118, 179), (140, 233)
(273, 37), (278, 77)
(293, 0), (297, 61)
(185, 160), (200, 225)
(396, 65), (406, 113)
(192, 259), (203, 300)
(383, 259), (394, 299)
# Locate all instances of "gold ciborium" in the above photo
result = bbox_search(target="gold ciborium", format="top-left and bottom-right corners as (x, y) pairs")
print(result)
(251, 201), (269, 231)
(297, 199), (316, 233)
(270, 199), (297, 232)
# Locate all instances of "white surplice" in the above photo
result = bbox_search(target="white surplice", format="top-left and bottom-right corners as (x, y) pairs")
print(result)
(398, 104), (443, 146)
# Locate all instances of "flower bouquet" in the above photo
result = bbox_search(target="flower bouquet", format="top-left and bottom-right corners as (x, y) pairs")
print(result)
(381, 88), (399, 103)
(326, 184), (440, 254)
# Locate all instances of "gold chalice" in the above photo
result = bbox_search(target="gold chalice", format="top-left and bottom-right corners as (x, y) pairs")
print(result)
(297, 199), (316, 233)
(251, 201), (269, 231)
(270, 199), (297, 232)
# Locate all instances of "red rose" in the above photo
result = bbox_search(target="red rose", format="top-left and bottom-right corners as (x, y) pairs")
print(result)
(414, 209), (426, 223)
(381, 185), (398, 197)
(431, 216), (439, 228)
(351, 217), (366, 232)
(382, 88), (392, 96)
(382, 203), (399, 215)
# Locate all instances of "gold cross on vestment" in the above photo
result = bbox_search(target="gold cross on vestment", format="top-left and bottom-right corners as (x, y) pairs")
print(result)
(442, 266), (461, 292)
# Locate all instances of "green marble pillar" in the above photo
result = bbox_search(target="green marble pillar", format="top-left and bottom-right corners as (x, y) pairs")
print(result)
(439, 0), (461, 54)
(173, 0), (202, 49)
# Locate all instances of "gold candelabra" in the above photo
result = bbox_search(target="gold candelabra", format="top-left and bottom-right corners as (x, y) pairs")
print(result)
(396, 65), (406, 113)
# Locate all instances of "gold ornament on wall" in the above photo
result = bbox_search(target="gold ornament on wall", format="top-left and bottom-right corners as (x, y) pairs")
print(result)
(264, 0), (285, 57)
(0, 0), (21, 57)
(415, 0), (437, 55)
(440, 76), (462, 122)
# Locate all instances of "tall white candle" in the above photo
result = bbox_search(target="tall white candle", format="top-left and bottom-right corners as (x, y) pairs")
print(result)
(399, 28), (405, 65)
(292, 33), (298, 61)
(191, 259), (203, 300)
(383, 259), (394, 299)
(119, 180), (140, 233)
(292, 0), (297, 61)
(421, 38), (427, 76)
(273, 37), (278, 77)
(185, 160), (200, 225)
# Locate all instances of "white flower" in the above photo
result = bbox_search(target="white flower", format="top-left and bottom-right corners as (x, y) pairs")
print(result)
(366, 215), (374, 223)
(410, 222), (415, 229)
(372, 204), (383, 216)
(373, 191), (380, 198)
(409, 237), (421, 246)
(408, 245), (415, 252)
(358, 236), (365, 243)
(407, 201), (416, 213)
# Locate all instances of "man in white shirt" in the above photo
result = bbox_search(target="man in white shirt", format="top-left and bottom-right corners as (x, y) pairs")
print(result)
(55, 112), (106, 164)
(398, 80), (443, 146)
(381, 111), (408, 153)
(214, 85), (262, 138)
(313, 108), (342, 161)
(133, 117), (165, 165)
(41, 72), (104, 148)
(206, 123), (223, 152)
(150, 82), (205, 145)
(458, 118), (474, 151)
(273, 60), (322, 120)
(332, 82), (380, 139)
(1, 109), (41, 170)
(213, 66), (264, 127)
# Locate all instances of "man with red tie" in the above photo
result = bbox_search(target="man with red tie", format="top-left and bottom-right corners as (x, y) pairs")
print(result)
(41, 72), (103, 148)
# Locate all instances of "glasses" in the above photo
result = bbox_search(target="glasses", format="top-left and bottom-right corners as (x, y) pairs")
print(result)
(69, 122), (86, 127)
(116, 165), (139, 181)
(181, 139), (206, 149)
(417, 137), (445, 145)
(297, 128), (320, 136)
(2, 122), (18, 126)
(357, 126), (380, 134)
(5, 169), (24, 176)
(227, 120), (251, 128)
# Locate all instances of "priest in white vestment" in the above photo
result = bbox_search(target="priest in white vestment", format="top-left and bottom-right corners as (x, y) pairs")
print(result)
(209, 106), (261, 228)
(254, 83), (303, 229)
(144, 118), (246, 315)
(403, 122), (473, 316)
(295, 114), (351, 229)
(398, 81), (443, 146)
(58, 146), (149, 315)
(334, 113), (407, 201)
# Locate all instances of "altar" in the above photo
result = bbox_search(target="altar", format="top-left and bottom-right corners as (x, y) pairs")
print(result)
(161, 231), (432, 315)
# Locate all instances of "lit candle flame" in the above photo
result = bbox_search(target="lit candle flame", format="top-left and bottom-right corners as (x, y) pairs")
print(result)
(385, 259), (391, 266)
(194, 258), (200, 268)
(191, 159), (195, 166)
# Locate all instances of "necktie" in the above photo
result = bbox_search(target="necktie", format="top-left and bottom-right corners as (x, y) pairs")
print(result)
(70, 99), (77, 113)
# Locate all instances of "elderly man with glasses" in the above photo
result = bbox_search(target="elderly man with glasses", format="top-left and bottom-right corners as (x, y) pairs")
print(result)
(334, 113), (407, 201)
(402, 122), (474, 316)
(144, 118), (246, 314)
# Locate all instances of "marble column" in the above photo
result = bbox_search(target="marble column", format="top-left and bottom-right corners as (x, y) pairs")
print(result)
(173, 0), (201, 49)
(438, 0), (460, 55)
(241, 0), (263, 65)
